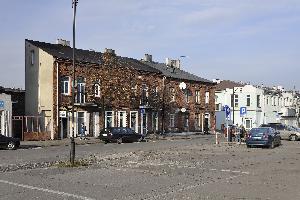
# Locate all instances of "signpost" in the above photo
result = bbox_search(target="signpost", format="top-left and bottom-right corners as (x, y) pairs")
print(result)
(224, 105), (231, 142)
(240, 107), (247, 127)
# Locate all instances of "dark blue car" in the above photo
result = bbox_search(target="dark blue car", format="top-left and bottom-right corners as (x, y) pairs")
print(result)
(99, 127), (144, 144)
(246, 127), (281, 148)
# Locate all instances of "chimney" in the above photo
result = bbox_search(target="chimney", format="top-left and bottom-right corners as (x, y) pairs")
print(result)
(56, 39), (70, 47)
(144, 54), (152, 62)
(165, 58), (171, 66)
(173, 59), (180, 69)
(104, 48), (116, 55)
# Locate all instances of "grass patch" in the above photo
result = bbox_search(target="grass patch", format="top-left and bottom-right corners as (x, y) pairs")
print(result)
(54, 159), (90, 168)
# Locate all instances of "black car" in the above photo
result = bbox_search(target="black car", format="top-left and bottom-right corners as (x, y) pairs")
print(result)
(0, 134), (20, 150)
(246, 127), (281, 148)
(99, 127), (144, 144)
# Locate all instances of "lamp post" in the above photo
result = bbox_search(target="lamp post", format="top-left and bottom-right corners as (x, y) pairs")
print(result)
(70, 0), (78, 166)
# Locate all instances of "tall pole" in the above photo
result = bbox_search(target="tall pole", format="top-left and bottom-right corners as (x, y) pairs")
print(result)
(232, 87), (235, 125)
(70, 0), (78, 165)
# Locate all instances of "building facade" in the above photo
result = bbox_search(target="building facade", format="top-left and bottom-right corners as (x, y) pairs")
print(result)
(215, 80), (300, 130)
(25, 39), (216, 140)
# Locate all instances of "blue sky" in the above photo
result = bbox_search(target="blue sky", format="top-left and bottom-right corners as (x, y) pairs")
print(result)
(0, 0), (299, 90)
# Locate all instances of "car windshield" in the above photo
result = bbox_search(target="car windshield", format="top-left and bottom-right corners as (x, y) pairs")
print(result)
(250, 128), (268, 136)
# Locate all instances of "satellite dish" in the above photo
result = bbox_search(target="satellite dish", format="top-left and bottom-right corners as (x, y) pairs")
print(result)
(181, 108), (186, 112)
(179, 82), (186, 90)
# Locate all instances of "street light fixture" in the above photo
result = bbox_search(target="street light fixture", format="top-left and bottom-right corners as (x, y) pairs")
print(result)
(70, 0), (78, 166)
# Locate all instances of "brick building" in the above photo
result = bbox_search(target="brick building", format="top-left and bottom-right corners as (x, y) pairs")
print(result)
(25, 39), (215, 140)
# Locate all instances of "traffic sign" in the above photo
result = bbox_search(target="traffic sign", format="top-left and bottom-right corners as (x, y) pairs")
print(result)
(224, 105), (230, 118)
(240, 107), (247, 116)
(0, 100), (4, 108)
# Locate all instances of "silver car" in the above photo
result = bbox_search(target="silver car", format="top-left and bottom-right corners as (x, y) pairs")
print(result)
(261, 123), (300, 141)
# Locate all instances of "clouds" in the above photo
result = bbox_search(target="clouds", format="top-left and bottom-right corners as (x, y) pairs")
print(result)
(0, 0), (299, 89)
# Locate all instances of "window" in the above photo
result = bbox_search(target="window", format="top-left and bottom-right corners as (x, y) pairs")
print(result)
(30, 50), (34, 65)
(245, 119), (252, 129)
(169, 87), (175, 102)
(105, 111), (114, 128)
(205, 91), (209, 104)
(195, 90), (200, 103)
(76, 77), (85, 104)
(234, 94), (238, 107)
(246, 95), (251, 106)
(266, 97), (269, 105)
(61, 76), (70, 95)
(141, 84), (149, 105)
(94, 83), (100, 97)
(257, 95), (261, 108)
(185, 90), (189, 103)
(130, 111), (138, 132)
(169, 114), (175, 127)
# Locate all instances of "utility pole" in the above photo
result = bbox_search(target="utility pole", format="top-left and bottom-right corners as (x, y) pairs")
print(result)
(70, 0), (78, 166)
(232, 87), (235, 125)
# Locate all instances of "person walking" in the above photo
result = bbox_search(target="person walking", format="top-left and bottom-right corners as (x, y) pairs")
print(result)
(80, 123), (87, 140)
(236, 124), (241, 144)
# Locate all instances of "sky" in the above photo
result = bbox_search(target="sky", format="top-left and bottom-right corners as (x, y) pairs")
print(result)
(0, 0), (299, 90)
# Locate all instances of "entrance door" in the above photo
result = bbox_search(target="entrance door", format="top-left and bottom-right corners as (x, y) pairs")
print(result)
(60, 118), (68, 139)
(77, 112), (85, 136)
(130, 111), (138, 132)
(141, 113), (147, 135)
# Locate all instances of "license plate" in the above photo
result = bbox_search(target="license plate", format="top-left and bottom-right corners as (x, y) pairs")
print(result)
(102, 134), (107, 136)
(253, 136), (261, 139)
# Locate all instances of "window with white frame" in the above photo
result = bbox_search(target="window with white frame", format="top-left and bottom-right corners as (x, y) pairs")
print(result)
(245, 118), (252, 129)
(94, 83), (100, 97)
(246, 95), (251, 106)
(61, 76), (70, 95)
(169, 114), (175, 127)
(76, 77), (85, 104)
(195, 90), (200, 103)
(257, 95), (261, 108)
(205, 91), (209, 104)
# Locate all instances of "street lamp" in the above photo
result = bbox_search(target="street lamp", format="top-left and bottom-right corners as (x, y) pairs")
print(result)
(70, 0), (78, 166)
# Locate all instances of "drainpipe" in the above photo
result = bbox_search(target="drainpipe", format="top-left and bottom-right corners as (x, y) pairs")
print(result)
(56, 62), (59, 140)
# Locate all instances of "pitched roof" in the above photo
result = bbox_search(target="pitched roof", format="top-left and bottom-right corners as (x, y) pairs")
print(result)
(215, 80), (245, 90)
(141, 61), (214, 84)
(26, 39), (102, 64)
(26, 39), (161, 74)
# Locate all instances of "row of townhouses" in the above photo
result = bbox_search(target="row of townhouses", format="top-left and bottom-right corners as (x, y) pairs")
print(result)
(24, 39), (216, 140)
(2, 39), (298, 140)
(214, 80), (300, 130)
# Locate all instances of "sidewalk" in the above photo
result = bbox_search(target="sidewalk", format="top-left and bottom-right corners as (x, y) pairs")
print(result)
(20, 137), (102, 148)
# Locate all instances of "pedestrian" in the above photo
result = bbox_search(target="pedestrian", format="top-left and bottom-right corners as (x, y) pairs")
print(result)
(80, 123), (87, 140)
(235, 124), (241, 144)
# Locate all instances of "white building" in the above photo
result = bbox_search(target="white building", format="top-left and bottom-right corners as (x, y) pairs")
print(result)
(214, 80), (300, 131)
(0, 93), (12, 137)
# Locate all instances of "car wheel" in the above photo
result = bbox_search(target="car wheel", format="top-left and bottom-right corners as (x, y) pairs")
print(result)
(117, 137), (123, 144)
(269, 141), (274, 149)
(7, 141), (16, 150)
(289, 135), (298, 141)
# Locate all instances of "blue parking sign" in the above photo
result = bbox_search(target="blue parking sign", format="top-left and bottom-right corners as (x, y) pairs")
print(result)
(0, 100), (4, 108)
(240, 107), (247, 116)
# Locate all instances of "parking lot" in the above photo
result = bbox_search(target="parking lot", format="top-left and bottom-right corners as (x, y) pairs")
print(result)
(0, 135), (299, 200)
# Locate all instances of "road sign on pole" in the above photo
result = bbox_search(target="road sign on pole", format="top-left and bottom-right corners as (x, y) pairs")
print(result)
(224, 105), (231, 119)
(240, 107), (247, 117)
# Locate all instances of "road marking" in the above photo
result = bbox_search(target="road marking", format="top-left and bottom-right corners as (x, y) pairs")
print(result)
(0, 179), (95, 200)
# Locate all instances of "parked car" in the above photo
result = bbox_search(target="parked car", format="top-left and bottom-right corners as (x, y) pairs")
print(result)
(0, 134), (20, 150)
(99, 127), (144, 144)
(246, 127), (281, 148)
(260, 123), (300, 141)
